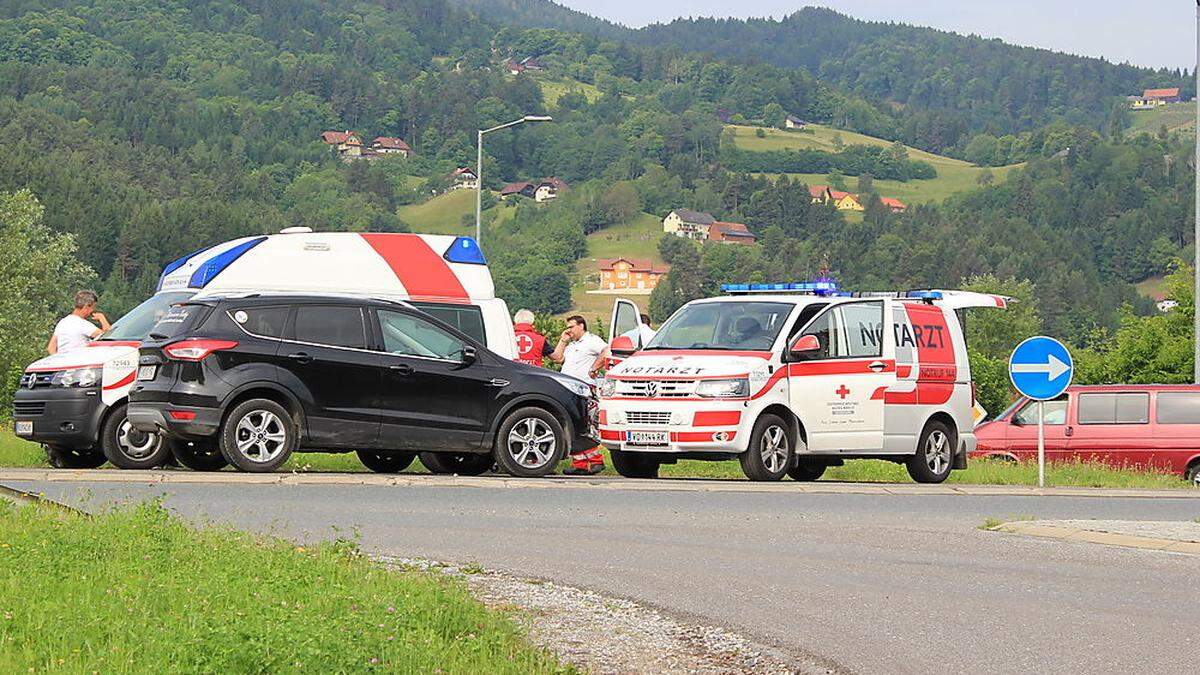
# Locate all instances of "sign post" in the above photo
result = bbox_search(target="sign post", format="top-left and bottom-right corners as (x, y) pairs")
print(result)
(1008, 336), (1073, 488)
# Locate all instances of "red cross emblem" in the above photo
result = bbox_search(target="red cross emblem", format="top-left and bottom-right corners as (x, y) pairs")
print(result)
(516, 334), (534, 353)
(836, 384), (851, 399)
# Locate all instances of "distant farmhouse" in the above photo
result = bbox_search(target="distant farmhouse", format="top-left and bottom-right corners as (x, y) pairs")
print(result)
(784, 115), (806, 130)
(505, 56), (543, 75)
(597, 257), (670, 292)
(662, 209), (756, 244)
(320, 131), (412, 161)
(500, 177), (568, 202)
(448, 167), (479, 190)
(1129, 87), (1182, 110)
(808, 185), (906, 213)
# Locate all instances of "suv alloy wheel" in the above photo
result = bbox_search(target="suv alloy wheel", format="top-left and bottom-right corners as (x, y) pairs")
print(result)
(219, 398), (296, 472)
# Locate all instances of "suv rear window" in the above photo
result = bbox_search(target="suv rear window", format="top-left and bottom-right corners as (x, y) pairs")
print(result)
(1078, 392), (1149, 425)
(410, 302), (485, 344)
(293, 306), (366, 349)
(1155, 392), (1200, 424)
(148, 304), (209, 340)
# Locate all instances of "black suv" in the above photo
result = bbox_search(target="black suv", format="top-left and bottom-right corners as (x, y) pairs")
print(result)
(128, 295), (598, 476)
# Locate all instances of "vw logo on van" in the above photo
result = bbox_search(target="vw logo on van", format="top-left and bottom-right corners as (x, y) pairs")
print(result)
(644, 381), (658, 398)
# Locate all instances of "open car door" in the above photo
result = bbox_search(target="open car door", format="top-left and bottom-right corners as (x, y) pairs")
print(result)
(608, 298), (645, 366)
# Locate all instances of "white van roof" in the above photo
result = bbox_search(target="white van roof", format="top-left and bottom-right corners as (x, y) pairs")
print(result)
(157, 232), (495, 302)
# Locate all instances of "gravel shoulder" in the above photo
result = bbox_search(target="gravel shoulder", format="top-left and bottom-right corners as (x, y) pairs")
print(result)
(381, 556), (838, 674)
(994, 519), (1200, 554)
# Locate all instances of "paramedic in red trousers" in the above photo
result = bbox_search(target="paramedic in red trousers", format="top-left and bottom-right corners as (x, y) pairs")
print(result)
(550, 315), (609, 475)
(512, 309), (553, 366)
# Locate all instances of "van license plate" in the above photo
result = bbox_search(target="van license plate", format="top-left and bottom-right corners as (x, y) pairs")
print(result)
(626, 430), (668, 446)
(14, 421), (32, 436)
(137, 365), (157, 381)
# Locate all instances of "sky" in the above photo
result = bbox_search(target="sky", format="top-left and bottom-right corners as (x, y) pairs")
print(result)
(557, 1), (1195, 70)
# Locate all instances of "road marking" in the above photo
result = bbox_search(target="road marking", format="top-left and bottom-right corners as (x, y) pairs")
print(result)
(1, 469), (1198, 499)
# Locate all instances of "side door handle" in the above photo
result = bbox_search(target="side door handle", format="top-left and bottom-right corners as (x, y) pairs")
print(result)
(1065, 425), (1074, 437)
(867, 361), (887, 372)
(389, 364), (413, 377)
(488, 378), (510, 387)
(287, 352), (312, 365)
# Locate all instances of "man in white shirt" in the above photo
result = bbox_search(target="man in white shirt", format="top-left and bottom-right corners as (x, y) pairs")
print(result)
(550, 315), (608, 475)
(47, 290), (110, 354)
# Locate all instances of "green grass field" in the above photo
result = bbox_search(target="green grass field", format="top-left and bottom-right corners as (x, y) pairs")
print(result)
(0, 500), (564, 672)
(3, 429), (1193, 488)
(535, 75), (602, 109)
(1128, 101), (1195, 136)
(397, 189), (516, 236)
(567, 212), (665, 320)
(727, 124), (1022, 204)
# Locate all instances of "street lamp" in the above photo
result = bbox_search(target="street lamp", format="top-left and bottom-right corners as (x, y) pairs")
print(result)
(476, 115), (553, 244)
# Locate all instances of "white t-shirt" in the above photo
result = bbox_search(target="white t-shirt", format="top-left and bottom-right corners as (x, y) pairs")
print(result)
(53, 314), (98, 353)
(561, 332), (607, 383)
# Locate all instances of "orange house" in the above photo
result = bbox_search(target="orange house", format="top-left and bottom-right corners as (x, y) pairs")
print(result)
(597, 258), (670, 291)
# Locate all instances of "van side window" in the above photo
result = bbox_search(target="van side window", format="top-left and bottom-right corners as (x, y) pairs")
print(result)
(293, 306), (366, 349)
(1078, 393), (1149, 425)
(409, 302), (486, 344)
(1155, 392), (1200, 424)
(799, 310), (837, 359)
(229, 306), (288, 338)
(787, 303), (828, 338)
(839, 302), (883, 358)
(1013, 398), (1067, 425)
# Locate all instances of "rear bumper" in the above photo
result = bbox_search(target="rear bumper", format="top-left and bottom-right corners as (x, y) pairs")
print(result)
(127, 402), (221, 439)
(11, 387), (107, 448)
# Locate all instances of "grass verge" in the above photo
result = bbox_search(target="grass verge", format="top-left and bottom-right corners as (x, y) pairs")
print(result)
(0, 499), (565, 672)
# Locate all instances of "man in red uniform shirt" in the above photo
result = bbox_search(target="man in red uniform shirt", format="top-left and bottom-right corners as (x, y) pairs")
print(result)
(512, 309), (553, 367)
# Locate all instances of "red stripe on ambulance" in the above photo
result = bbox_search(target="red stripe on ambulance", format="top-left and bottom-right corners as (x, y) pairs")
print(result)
(360, 233), (469, 300)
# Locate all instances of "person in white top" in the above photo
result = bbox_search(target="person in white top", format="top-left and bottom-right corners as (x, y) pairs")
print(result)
(47, 290), (110, 354)
(550, 315), (609, 475)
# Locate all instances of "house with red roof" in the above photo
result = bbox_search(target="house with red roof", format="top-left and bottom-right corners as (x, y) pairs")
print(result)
(448, 167), (479, 190)
(1130, 87), (1183, 110)
(320, 130), (363, 157)
(500, 178), (568, 202)
(370, 136), (412, 157)
(880, 197), (907, 213)
(598, 257), (670, 291)
(707, 221), (757, 245)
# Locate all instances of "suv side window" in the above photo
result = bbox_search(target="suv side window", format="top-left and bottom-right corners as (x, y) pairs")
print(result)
(293, 306), (366, 349)
(228, 306), (289, 338)
(377, 310), (466, 361)
(410, 302), (486, 344)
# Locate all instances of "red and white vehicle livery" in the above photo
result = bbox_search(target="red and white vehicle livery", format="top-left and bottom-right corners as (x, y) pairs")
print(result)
(598, 284), (1007, 482)
(14, 228), (514, 469)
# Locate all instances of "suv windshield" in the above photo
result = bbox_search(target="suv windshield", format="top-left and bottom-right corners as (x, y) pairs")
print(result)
(101, 292), (196, 341)
(645, 301), (794, 351)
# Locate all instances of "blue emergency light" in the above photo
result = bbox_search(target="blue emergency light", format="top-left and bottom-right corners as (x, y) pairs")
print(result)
(444, 236), (487, 265)
(906, 290), (944, 300)
(188, 237), (267, 289)
(721, 280), (841, 294)
(157, 245), (213, 291)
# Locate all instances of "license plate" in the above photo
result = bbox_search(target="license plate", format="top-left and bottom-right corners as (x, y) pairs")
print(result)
(14, 421), (32, 436)
(625, 430), (669, 446)
(137, 365), (157, 381)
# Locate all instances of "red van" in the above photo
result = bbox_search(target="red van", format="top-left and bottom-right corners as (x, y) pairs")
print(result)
(973, 385), (1200, 484)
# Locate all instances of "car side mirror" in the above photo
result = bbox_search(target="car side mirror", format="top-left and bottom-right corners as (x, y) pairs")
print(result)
(459, 345), (477, 365)
(788, 334), (820, 359)
(610, 335), (637, 356)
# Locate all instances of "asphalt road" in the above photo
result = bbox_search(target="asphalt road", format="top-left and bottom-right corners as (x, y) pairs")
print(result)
(6, 478), (1198, 674)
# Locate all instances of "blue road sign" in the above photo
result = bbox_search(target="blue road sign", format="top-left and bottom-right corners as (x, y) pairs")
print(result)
(1009, 336), (1073, 401)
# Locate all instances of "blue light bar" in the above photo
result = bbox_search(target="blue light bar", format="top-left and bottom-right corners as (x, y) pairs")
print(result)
(906, 290), (944, 300)
(722, 280), (841, 294)
(721, 283), (750, 292)
(157, 245), (212, 291)
(188, 237), (267, 289)
(444, 236), (487, 265)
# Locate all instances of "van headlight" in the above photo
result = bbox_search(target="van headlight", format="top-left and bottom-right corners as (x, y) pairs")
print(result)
(696, 378), (749, 398)
(551, 375), (593, 398)
(52, 367), (101, 388)
(599, 379), (618, 398)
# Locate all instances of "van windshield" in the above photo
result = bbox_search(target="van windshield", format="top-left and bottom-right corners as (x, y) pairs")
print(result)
(645, 301), (794, 351)
(100, 292), (196, 341)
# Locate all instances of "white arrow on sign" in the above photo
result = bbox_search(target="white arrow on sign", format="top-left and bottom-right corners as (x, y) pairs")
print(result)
(1011, 354), (1070, 381)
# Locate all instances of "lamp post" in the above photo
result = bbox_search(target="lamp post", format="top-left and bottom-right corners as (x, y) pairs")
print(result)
(476, 114), (553, 244)
(1194, 0), (1199, 382)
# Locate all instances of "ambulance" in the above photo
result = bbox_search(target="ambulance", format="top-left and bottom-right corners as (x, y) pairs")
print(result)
(598, 283), (1007, 482)
(13, 229), (515, 469)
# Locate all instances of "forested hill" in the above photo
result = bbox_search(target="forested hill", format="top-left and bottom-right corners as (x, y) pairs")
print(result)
(464, 2), (1189, 154)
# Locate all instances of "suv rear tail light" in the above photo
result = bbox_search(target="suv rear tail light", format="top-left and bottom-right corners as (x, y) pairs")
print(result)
(163, 339), (239, 361)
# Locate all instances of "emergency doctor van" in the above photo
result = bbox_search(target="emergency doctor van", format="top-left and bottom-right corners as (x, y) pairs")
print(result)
(13, 229), (515, 469)
(598, 284), (1006, 482)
